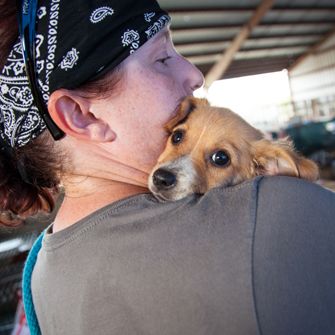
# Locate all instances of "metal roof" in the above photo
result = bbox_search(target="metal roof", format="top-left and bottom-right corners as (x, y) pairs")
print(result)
(158, 0), (335, 86)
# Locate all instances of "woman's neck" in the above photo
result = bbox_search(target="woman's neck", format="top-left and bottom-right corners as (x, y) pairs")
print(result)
(52, 176), (148, 233)
(51, 138), (154, 232)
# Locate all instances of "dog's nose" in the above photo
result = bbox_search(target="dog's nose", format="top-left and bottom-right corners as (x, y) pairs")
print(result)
(152, 169), (177, 189)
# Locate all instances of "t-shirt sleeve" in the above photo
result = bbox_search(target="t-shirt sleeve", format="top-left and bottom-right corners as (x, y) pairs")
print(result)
(252, 176), (335, 335)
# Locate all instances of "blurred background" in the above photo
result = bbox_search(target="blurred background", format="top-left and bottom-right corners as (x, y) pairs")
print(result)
(162, 0), (335, 187)
(1, 0), (335, 334)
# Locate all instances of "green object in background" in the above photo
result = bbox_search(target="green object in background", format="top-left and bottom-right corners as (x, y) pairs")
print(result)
(285, 118), (335, 155)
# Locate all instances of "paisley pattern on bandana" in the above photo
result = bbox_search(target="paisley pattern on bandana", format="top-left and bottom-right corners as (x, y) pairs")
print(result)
(145, 15), (170, 39)
(0, 41), (46, 147)
(121, 30), (140, 54)
(60, 48), (80, 70)
(144, 13), (155, 22)
(90, 7), (114, 23)
(37, 7), (47, 19)
(0, 0), (170, 148)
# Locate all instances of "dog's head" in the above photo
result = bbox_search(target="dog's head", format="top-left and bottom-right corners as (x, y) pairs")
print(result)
(148, 97), (319, 201)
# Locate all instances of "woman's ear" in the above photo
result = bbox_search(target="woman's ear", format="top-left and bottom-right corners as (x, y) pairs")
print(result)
(48, 89), (116, 142)
(252, 138), (319, 181)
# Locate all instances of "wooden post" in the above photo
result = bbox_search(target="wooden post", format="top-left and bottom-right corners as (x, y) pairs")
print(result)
(205, 0), (274, 88)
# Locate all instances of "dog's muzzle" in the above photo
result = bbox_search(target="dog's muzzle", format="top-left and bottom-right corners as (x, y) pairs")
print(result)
(149, 156), (198, 201)
(152, 168), (177, 189)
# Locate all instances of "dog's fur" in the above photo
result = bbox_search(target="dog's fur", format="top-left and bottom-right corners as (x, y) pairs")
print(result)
(149, 97), (319, 201)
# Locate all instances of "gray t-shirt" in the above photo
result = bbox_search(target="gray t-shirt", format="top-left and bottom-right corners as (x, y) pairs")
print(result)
(31, 176), (335, 335)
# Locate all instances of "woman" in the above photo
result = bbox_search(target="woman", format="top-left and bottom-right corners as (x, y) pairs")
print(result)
(1, 1), (335, 334)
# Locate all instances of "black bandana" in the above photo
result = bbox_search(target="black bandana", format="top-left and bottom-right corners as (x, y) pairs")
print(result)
(0, 0), (170, 147)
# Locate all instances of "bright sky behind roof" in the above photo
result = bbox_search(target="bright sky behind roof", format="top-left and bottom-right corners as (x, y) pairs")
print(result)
(195, 69), (292, 130)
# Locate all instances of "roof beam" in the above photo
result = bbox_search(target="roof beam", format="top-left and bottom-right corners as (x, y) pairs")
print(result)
(204, 0), (274, 87)
(167, 7), (335, 14)
(288, 26), (335, 72)
(171, 20), (335, 31)
(173, 33), (323, 45)
(180, 43), (313, 58)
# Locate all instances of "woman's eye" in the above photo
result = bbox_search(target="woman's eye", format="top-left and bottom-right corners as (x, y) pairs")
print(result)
(171, 130), (184, 145)
(210, 150), (230, 167)
(157, 56), (171, 65)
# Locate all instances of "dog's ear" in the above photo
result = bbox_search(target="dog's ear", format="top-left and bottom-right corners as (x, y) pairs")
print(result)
(164, 97), (209, 132)
(252, 138), (319, 181)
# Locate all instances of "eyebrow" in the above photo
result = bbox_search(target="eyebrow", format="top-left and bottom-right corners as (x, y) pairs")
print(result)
(152, 27), (171, 44)
(147, 27), (172, 55)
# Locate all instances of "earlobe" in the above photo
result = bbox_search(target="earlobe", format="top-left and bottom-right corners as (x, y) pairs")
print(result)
(48, 90), (116, 142)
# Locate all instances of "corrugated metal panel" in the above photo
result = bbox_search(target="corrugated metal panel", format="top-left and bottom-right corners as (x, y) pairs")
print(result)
(275, 0), (335, 6)
(243, 35), (320, 48)
(186, 46), (307, 65)
(290, 34), (335, 75)
(159, 0), (260, 9)
(251, 23), (333, 37)
(172, 28), (240, 45)
(159, 0), (335, 80)
(290, 68), (335, 101)
(237, 46), (308, 59)
(262, 9), (335, 24)
(289, 34), (335, 101)
(171, 11), (253, 28)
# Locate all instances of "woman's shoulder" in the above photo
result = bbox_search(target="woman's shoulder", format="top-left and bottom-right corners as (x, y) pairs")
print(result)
(251, 177), (335, 335)
(205, 175), (334, 209)
(255, 175), (335, 213)
(252, 176), (335, 241)
(257, 174), (334, 196)
(204, 175), (334, 228)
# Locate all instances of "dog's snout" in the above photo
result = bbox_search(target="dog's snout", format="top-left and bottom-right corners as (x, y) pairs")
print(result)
(152, 169), (177, 189)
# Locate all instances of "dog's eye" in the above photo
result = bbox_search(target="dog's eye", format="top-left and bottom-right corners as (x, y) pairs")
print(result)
(210, 150), (230, 167)
(171, 130), (184, 145)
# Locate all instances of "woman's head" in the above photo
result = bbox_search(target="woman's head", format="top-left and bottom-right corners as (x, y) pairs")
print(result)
(1, 0), (173, 147)
(49, 27), (204, 174)
(0, 0), (203, 225)
(103, 27), (203, 171)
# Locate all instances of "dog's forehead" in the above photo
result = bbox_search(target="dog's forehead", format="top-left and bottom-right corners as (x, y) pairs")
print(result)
(181, 106), (262, 141)
(186, 106), (242, 128)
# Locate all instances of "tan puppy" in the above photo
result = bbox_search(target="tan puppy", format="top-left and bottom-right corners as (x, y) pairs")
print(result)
(149, 97), (319, 201)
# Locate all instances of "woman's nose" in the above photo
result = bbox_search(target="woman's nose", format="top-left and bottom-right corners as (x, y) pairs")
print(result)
(181, 57), (205, 95)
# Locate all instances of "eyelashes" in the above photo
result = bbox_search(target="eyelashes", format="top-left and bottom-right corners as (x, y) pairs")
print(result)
(156, 56), (172, 65)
